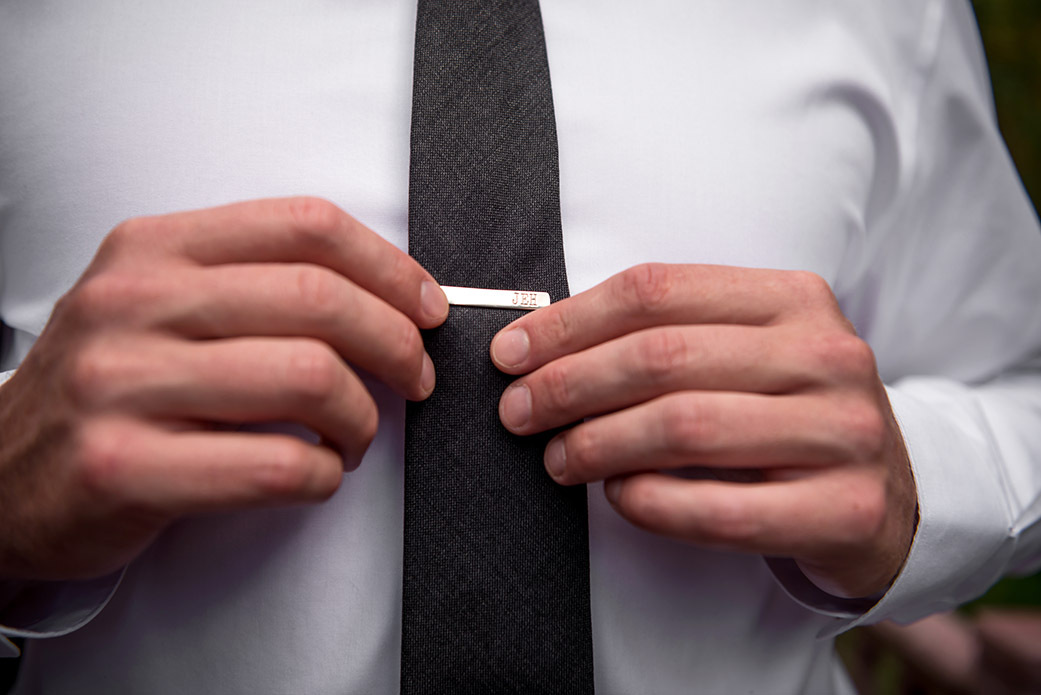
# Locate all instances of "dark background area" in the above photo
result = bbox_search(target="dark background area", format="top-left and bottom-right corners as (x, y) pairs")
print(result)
(973, 0), (1041, 208)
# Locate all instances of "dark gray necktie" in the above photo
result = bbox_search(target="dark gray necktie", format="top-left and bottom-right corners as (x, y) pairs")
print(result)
(402, 0), (594, 692)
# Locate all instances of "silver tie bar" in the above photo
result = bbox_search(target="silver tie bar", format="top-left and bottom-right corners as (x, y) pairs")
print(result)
(441, 286), (551, 310)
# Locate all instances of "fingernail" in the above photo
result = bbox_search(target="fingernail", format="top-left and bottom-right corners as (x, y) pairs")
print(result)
(420, 281), (448, 322)
(604, 478), (622, 505)
(545, 437), (566, 479)
(420, 353), (435, 396)
(492, 328), (529, 368)
(500, 384), (532, 430)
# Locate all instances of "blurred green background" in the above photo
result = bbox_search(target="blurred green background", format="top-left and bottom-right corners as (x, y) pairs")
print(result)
(973, 0), (1041, 207)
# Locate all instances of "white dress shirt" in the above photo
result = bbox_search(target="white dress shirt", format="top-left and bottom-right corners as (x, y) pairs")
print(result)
(2, 1), (1041, 693)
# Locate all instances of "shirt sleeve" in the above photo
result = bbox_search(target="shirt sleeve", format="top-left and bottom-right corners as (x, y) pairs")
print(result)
(0, 572), (125, 657)
(771, 0), (1041, 634)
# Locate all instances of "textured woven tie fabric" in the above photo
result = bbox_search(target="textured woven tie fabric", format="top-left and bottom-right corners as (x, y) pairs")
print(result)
(402, 1), (594, 693)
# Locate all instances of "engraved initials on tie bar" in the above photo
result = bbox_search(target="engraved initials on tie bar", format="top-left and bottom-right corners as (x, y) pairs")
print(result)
(441, 286), (551, 310)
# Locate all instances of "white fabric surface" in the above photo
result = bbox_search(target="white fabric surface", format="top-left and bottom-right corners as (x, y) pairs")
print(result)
(2, 1), (1041, 693)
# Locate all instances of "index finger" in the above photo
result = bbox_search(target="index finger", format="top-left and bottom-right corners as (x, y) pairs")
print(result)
(490, 263), (835, 374)
(119, 197), (449, 329)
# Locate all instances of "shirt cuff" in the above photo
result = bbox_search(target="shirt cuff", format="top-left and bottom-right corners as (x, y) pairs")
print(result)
(764, 556), (886, 620)
(0, 570), (125, 657)
(766, 382), (1014, 638)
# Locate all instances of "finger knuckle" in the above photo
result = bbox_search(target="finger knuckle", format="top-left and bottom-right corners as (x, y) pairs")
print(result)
(382, 251), (418, 295)
(836, 335), (878, 382)
(564, 427), (602, 479)
(702, 496), (760, 546)
(62, 275), (135, 325)
(617, 478), (670, 529)
(804, 332), (877, 383)
(539, 362), (574, 413)
(293, 266), (342, 323)
(661, 398), (712, 456)
(101, 215), (177, 260)
(67, 344), (122, 408)
(254, 439), (315, 497)
(387, 320), (425, 376)
(620, 263), (674, 315)
(787, 270), (834, 305)
(839, 401), (887, 461)
(534, 303), (577, 351)
(837, 479), (887, 544)
(286, 197), (342, 251)
(285, 341), (342, 405)
(638, 330), (691, 384)
(103, 216), (149, 251)
(76, 422), (133, 499)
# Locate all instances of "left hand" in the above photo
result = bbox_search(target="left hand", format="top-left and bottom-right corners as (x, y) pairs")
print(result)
(491, 263), (917, 599)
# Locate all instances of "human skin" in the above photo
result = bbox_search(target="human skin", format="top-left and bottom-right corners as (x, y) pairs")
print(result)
(0, 200), (915, 598)
(492, 263), (918, 599)
(0, 197), (448, 581)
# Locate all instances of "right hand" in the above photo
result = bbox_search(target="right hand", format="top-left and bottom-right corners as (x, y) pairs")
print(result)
(0, 197), (448, 581)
